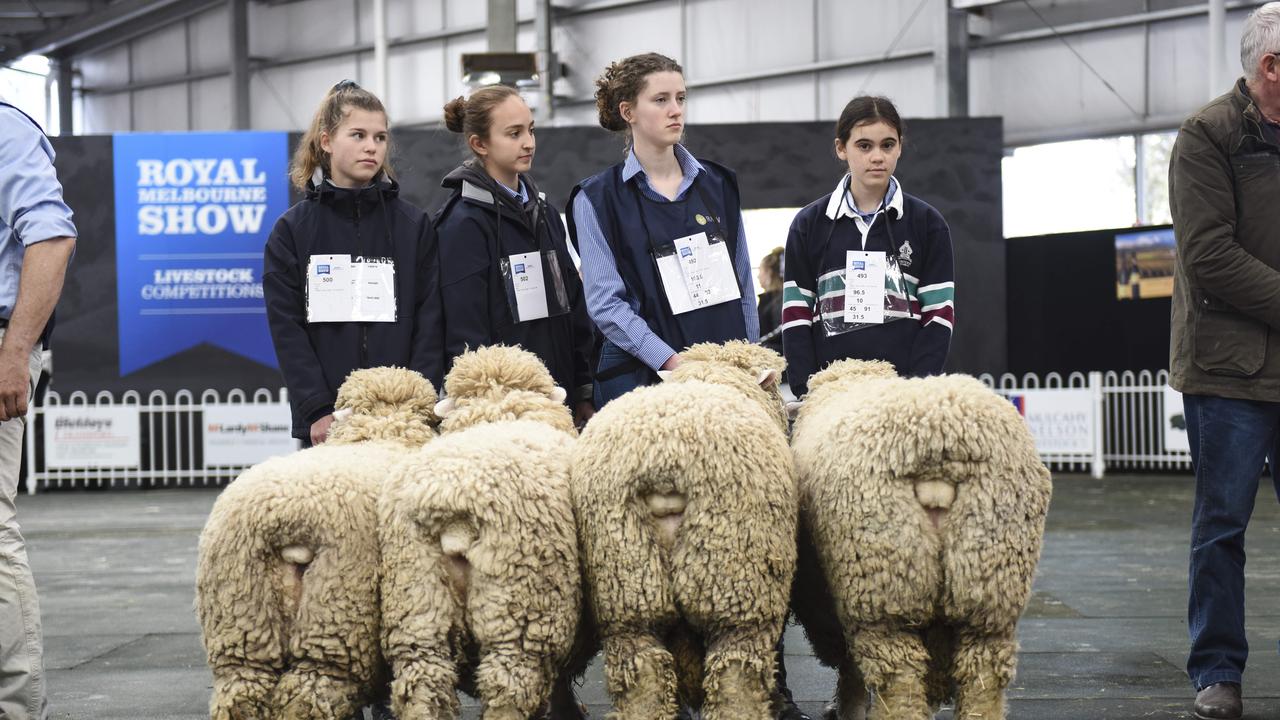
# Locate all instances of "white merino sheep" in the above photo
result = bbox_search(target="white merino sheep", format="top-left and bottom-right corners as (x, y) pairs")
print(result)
(790, 360), (1052, 720)
(378, 345), (587, 720)
(572, 340), (796, 720)
(196, 366), (438, 720)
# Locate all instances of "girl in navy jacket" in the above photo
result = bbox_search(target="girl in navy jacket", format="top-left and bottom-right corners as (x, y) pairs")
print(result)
(568, 53), (759, 408)
(435, 86), (596, 426)
(782, 96), (955, 397)
(263, 81), (444, 444)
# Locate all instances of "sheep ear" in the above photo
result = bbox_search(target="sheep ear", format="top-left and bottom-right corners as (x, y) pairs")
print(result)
(333, 407), (353, 422)
(785, 400), (804, 420)
(434, 397), (456, 418)
(656, 370), (673, 382)
(758, 368), (780, 387)
(550, 386), (567, 403)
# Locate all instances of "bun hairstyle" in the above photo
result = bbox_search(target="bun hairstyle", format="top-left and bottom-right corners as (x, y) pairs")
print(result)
(835, 95), (905, 145)
(594, 52), (683, 133)
(443, 85), (523, 155)
(290, 79), (394, 191)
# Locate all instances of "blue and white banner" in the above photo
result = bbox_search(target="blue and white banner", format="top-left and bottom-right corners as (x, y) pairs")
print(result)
(113, 132), (288, 375)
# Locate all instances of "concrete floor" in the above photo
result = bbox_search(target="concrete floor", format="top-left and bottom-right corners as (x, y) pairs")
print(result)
(21, 473), (1280, 719)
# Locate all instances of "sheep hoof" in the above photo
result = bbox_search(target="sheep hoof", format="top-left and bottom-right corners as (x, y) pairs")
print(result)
(281, 545), (314, 565)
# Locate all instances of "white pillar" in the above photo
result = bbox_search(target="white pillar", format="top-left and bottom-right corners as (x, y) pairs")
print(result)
(374, 0), (388, 103)
(1208, 0), (1226, 96)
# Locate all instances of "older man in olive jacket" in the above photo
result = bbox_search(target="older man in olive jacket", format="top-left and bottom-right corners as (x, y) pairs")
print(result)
(1168, 4), (1280, 719)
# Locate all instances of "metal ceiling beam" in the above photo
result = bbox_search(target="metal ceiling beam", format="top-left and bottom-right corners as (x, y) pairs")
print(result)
(2, 17), (50, 32)
(0, 0), (201, 64)
(0, 0), (91, 17)
(44, 0), (222, 61)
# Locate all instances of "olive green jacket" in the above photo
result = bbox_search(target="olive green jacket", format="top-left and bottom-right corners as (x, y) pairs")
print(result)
(1169, 78), (1280, 400)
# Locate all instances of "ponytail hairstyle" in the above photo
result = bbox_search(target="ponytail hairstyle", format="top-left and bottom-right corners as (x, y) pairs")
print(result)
(594, 52), (683, 134)
(290, 79), (395, 191)
(442, 85), (523, 156)
(834, 95), (905, 147)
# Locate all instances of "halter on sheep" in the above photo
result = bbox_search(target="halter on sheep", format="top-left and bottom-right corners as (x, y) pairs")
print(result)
(196, 367), (438, 720)
(572, 340), (796, 720)
(378, 345), (586, 720)
(790, 360), (1052, 720)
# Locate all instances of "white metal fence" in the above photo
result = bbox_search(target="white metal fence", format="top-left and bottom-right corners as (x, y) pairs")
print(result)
(22, 387), (291, 494)
(20, 371), (1192, 492)
(978, 369), (1192, 478)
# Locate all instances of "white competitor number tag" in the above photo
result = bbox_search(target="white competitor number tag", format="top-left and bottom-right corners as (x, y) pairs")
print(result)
(655, 231), (741, 315)
(843, 250), (886, 324)
(306, 254), (397, 323)
(508, 251), (549, 322)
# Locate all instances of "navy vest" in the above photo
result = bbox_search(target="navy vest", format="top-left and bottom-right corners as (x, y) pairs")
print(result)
(569, 158), (748, 354)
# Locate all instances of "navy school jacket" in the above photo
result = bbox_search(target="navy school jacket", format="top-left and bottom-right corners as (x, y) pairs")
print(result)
(781, 183), (954, 396)
(263, 176), (445, 438)
(435, 163), (594, 403)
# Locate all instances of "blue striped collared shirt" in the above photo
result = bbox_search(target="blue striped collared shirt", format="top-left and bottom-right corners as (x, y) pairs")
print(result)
(0, 105), (77, 319)
(572, 144), (759, 371)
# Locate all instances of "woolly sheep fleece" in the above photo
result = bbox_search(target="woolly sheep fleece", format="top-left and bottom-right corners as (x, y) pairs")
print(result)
(196, 367), (438, 720)
(378, 345), (583, 720)
(572, 340), (796, 720)
(790, 360), (1052, 720)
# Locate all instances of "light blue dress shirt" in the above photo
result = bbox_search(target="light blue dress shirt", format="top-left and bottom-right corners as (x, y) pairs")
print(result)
(0, 105), (77, 319)
(573, 144), (759, 371)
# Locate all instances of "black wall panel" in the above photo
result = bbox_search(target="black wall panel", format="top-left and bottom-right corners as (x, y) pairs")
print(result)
(50, 117), (1005, 395)
(1007, 225), (1172, 376)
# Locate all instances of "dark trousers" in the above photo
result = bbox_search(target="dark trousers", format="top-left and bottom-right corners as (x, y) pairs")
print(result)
(592, 340), (658, 409)
(1184, 393), (1280, 690)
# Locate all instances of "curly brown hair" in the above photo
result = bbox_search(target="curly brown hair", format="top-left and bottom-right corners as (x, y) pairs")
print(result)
(594, 52), (683, 133)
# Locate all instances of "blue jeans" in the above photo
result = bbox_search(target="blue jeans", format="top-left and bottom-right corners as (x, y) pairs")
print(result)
(592, 340), (657, 409)
(1184, 393), (1280, 691)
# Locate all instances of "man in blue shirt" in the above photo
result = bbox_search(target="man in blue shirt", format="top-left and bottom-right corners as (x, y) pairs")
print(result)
(0, 99), (78, 720)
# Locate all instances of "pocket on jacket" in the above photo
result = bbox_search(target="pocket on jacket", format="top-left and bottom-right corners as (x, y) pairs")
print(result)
(1193, 300), (1268, 377)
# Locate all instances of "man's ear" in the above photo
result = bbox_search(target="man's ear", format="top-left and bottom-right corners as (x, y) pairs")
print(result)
(551, 386), (567, 403)
(434, 397), (456, 418)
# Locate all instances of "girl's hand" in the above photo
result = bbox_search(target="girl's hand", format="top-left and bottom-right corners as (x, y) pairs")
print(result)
(310, 414), (335, 446)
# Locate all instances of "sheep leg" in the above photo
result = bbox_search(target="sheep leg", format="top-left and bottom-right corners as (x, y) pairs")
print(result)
(603, 631), (680, 720)
(388, 649), (461, 720)
(272, 664), (364, 720)
(474, 647), (554, 720)
(834, 661), (868, 720)
(951, 628), (1018, 720)
(850, 625), (932, 720)
(700, 626), (775, 720)
(208, 662), (277, 720)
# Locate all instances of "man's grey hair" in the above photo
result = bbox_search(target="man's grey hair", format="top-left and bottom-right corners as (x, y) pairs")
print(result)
(1241, 2), (1280, 79)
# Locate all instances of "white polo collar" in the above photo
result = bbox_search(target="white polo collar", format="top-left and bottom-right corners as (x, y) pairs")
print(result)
(824, 173), (904, 221)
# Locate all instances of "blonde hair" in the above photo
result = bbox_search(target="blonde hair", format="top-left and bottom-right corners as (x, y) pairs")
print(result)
(290, 80), (395, 190)
(760, 247), (784, 292)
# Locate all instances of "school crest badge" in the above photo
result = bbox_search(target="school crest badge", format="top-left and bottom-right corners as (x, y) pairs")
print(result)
(898, 239), (914, 268)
